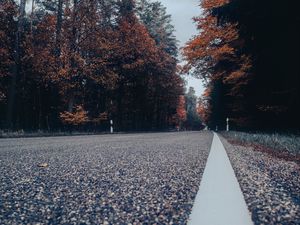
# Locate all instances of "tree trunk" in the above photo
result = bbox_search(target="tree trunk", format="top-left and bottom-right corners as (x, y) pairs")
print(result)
(6, 0), (26, 129)
(30, 0), (35, 32)
(55, 0), (63, 58)
(68, 97), (75, 112)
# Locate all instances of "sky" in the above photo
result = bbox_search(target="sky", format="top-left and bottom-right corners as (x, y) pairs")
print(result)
(157, 0), (204, 96)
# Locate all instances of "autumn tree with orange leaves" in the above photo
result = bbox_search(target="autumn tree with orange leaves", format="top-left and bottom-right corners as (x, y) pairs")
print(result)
(0, 0), (184, 131)
(183, 0), (253, 129)
(216, 0), (300, 129)
(60, 105), (89, 126)
(174, 95), (187, 130)
(184, 0), (300, 130)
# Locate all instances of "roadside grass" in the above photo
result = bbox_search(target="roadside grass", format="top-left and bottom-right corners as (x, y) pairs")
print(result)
(221, 131), (300, 155)
(0, 129), (181, 138)
(0, 130), (101, 138)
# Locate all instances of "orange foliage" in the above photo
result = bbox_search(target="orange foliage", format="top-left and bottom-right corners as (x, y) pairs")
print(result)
(183, 12), (239, 81)
(32, 3), (120, 109)
(201, 0), (230, 9)
(176, 95), (187, 122)
(182, 0), (253, 127)
(115, 17), (159, 74)
(60, 105), (89, 125)
(92, 112), (109, 124)
(32, 15), (57, 84)
(197, 91), (211, 124)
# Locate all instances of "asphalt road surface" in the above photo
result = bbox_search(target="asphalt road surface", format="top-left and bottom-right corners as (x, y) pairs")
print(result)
(0, 131), (213, 224)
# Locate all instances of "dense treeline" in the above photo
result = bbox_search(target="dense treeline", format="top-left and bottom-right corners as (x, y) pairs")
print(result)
(184, 0), (300, 131)
(0, 0), (186, 131)
(184, 87), (202, 130)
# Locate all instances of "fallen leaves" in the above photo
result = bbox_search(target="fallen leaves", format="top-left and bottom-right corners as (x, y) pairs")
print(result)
(38, 163), (49, 168)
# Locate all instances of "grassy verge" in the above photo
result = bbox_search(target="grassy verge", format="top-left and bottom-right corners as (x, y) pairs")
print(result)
(0, 130), (107, 138)
(221, 131), (300, 156)
(0, 129), (181, 138)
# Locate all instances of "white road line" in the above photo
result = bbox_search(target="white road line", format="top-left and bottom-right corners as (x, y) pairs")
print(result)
(188, 132), (253, 225)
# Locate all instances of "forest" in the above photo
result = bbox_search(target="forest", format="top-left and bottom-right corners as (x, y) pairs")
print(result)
(1, 0), (299, 133)
(0, 0), (202, 132)
(184, 0), (300, 131)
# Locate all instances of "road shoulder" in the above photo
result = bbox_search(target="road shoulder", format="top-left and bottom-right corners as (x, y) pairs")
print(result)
(219, 135), (300, 224)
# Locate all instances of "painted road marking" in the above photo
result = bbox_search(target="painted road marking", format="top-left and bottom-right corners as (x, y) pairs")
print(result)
(188, 133), (253, 225)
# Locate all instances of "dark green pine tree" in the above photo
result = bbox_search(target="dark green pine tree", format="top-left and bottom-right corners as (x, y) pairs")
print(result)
(184, 87), (202, 130)
(136, 0), (178, 57)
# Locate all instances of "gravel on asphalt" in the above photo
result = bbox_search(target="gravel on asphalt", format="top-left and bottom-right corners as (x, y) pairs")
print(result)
(220, 135), (300, 225)
(0, 131), (212, 224)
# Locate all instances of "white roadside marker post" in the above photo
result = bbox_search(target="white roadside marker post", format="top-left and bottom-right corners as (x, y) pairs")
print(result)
(226, 117), (230, 132)
(110, 120), (113, 134)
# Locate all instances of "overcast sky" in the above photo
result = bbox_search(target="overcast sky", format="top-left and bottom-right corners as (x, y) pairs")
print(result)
(157, 0), (204, 96)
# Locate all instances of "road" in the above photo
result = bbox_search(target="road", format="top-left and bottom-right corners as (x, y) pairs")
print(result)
(0, 132), (213, 224)
(188, 133), (253, 225)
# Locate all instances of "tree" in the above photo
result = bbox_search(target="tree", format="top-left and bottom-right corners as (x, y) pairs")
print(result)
(215, 0), (300, 129)
(197, 95), (210, 126)
(184, 87), (202, 130)
(135, 0), (184, 130)
(183, 0), (300, 130)
(182, 0), (253, 130)
(111, 0), (183, 131)
(0, 0), (184, 132)
(174, 95), (187, 130)
(60, 105), (89, 126)
(4, 0), (26, 129)
(136, 0), (178, 57)
(0, 0), (17, 105)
